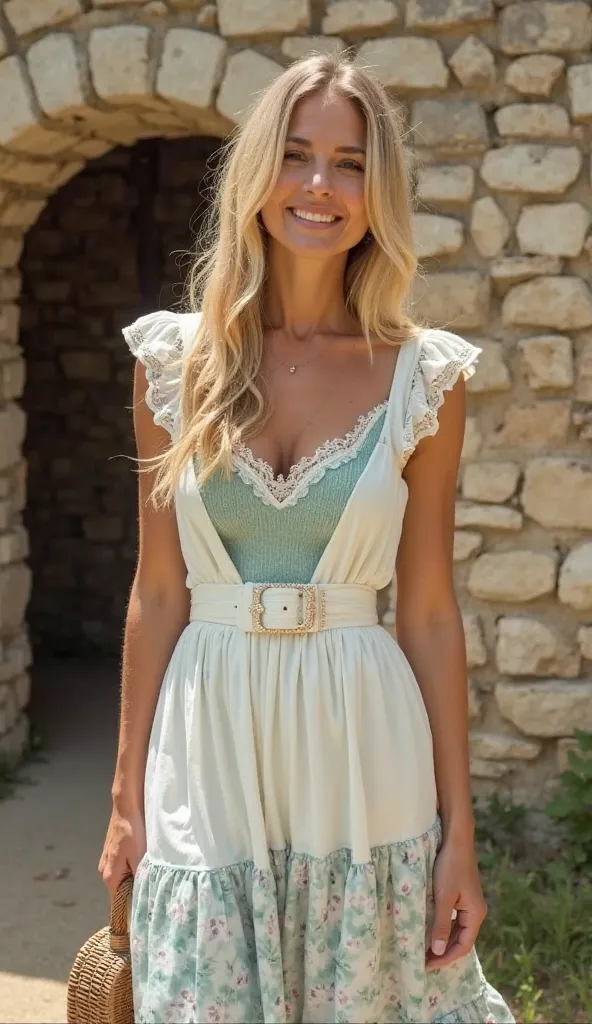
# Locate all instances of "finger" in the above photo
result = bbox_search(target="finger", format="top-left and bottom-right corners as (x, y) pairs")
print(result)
(426, 911), (481, 971)
(430, 891), (457, 957)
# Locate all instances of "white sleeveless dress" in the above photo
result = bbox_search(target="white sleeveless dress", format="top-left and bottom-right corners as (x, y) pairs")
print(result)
(122, 311), (514, 1024)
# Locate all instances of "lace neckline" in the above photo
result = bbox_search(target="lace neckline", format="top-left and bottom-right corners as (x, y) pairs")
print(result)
(232, 400), (388, 510)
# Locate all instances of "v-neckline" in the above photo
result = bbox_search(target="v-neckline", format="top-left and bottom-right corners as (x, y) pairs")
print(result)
(231, 337), (416, 509)
(188, 331), (421, 585)
(232, 399), (389, 510)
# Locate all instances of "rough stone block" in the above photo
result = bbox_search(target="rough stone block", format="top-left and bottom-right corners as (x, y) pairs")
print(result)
(502, 276), (592, 331)
(470, 196), (511, 258)
(322, 0), (398, 33)
(0, 56), (41, 149)
(518, 334), (574, 390)
(157, 30), (227, 109)
(407, 0), (493, 30)
(558, 543), (592, 611)
(465, 340), (511, 392)
(492, 401), (570, 447)
(282, 36), (345, 59)
(0, 404), (25, 471)
(4, 0), (81, 35)
(416, 164), (474, 203)
(497, 616), (580, 677)
(450, 35), (496, 88)
(567, 63), (592, 121)
(462, 461), (519, 503)
(456, 501), (523, 530)
(412, 212), (463, 258)
(500, 2), (592, 55)
(505, 54), (565, 96)
(83, 516), (123, 543)
(578, 627), (592, 661)
(468, 550), (557, 602)
(490, 255), (562, 283)
(411, 271), (489, 328)
(470, 729), (542, 760)
(217, 50), (283, 125)
(27, 34), (87, 116)
(470, 758), (511, 779)
(89, 26), (151, 105)
(522, 458), (592, 529)
(575, 337), (592, 401)
(496, 680), (592, 737)
(516, 203), (590, 257)
(358, 37), (448, 90)
(1, 357), (26, 401)
(462, 417), (482, 460)
(468, 681), (482, 721)
(0, 563), (31, 633)
(0, 200), (46, 228)
(480, 144), (582, 195)
(413, 99), (489, 151)
(494, 102), (570, 139)
(453, 530), (482, 561)
(218, 0), (310, 36)
(464, 613), (487, 667)
(59, 351), (110, 382)
(0, 237), (23, 269)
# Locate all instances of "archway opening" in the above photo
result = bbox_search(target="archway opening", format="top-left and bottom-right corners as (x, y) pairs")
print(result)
(20, 135), (221, 688)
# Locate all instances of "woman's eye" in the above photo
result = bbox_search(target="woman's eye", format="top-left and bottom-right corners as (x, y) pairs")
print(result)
(284, 150), (305, 161)
(340, 160), (364, 172)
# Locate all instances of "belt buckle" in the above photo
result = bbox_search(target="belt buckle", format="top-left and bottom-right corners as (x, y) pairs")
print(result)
(248, 583), (318, 634)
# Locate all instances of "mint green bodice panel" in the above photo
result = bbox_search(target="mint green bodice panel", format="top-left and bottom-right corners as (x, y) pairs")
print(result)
(199, 410), (386, 584)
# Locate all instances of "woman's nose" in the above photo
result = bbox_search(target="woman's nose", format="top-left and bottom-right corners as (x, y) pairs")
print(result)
(305, 166), (334, 196)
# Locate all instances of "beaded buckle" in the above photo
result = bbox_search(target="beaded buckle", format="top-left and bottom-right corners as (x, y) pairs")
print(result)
(248, 583), (322, 634)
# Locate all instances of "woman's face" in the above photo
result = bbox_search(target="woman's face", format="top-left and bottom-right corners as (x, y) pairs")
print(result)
(259, 88), (369, 258)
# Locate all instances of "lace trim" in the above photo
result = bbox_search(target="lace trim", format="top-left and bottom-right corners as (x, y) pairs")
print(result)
(400, 341), (480, 471)
(233, 400), (388, 509)
(124, 322), (184, 435)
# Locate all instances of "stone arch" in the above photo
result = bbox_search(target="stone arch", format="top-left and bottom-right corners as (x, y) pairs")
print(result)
(0, 6), (288, 759)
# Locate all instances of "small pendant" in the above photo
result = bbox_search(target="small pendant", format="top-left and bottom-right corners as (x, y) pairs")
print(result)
(289, 366), (296, 374)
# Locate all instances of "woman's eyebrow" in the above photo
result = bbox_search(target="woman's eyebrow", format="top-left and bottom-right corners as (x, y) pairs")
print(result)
(286, 135), (366, 155)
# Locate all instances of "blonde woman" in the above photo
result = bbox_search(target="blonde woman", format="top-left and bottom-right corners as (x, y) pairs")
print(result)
(99, 54), (514, 1024)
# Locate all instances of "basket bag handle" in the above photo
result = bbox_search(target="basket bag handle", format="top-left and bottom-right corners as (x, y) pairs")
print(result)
(109, 873), (134, 956)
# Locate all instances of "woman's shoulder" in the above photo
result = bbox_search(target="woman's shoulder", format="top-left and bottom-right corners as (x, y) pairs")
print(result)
(121, 308), (202, 361)
(415, 325), (481, 370)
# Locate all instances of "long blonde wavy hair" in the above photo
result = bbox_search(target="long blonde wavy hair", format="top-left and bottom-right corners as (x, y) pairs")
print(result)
(148, 51), (420, 507)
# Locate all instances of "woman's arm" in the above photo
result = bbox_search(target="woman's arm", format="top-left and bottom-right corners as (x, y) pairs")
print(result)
(395, 374), (486, 967)
(99, 361), (189, 894)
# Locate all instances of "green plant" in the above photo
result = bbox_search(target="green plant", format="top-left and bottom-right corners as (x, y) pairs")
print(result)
(545, 729), (592, 869)
(473, 792), (529, 867)
(478, 852), (592, 1024)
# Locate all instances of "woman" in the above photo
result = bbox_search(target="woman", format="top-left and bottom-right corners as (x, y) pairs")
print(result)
(99, 53), (514, 1024)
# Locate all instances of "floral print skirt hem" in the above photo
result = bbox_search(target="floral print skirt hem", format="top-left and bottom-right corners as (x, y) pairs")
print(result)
(130, 818), (514, 1024)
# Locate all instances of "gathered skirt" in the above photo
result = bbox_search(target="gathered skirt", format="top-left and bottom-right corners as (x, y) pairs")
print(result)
(130, 620), (514, 1024)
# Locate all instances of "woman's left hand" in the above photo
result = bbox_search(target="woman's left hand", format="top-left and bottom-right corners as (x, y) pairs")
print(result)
(426, 836), (487, 971)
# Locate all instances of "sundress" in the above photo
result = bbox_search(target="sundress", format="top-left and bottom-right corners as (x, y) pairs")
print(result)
(122, 309), (515, 1024)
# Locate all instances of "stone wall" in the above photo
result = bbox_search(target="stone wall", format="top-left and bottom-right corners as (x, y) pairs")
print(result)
(0, 0), (590, 813)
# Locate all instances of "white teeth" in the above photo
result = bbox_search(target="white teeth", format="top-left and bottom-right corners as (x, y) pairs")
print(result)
(291, 208), (337, 224)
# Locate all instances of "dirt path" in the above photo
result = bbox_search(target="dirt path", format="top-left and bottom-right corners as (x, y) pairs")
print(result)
(0, 657), (121, 1024)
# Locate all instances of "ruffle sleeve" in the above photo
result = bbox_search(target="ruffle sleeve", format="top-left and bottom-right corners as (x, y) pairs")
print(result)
(401, 328), (481, 469)
(122, 310), (184, 438)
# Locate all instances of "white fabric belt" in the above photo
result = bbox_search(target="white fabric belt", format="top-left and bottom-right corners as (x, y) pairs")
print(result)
(189, 582), (378, 634)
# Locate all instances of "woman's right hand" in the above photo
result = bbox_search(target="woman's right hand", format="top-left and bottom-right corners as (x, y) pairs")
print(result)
(98, 801), (146, 898)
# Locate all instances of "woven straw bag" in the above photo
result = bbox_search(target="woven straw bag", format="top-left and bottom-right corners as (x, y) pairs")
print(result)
(67, 873), (134, 1024)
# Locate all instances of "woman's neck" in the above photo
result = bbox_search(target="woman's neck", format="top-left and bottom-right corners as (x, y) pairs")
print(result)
(262, 240), (358, 341)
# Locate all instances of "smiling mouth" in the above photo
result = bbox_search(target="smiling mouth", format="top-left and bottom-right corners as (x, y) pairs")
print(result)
(287, 207), (343, 226)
